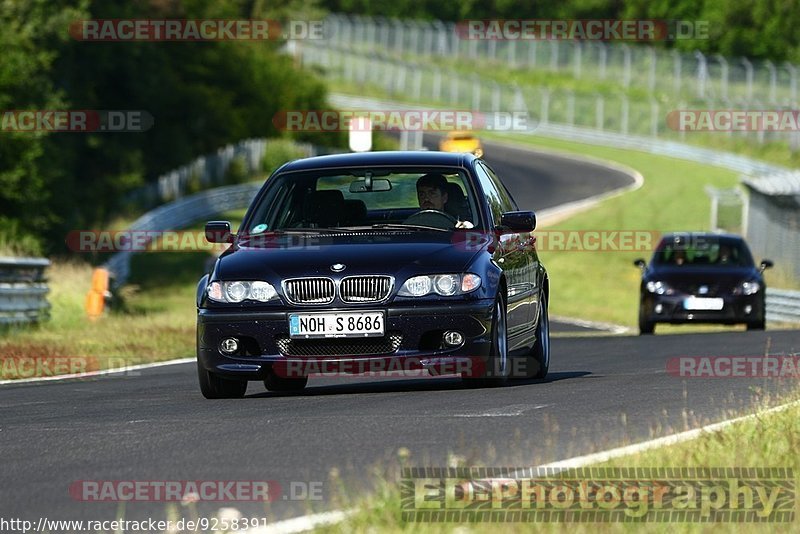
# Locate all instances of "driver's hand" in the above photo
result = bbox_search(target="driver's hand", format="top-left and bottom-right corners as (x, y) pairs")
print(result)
(455, 220), (474, 229)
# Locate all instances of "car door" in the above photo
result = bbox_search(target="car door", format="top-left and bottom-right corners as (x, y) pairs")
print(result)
(474, 161), (535, 341)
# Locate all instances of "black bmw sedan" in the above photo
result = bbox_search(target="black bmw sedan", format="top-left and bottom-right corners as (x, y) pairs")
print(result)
(634, 232), (773, 335)
(196, 151), (550, 398)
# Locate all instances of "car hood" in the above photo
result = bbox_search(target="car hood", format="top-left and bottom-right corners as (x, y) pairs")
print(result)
(214, 231), (488, 281)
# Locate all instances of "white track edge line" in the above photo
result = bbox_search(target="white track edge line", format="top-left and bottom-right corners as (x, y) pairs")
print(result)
(0, 357), (194, 386)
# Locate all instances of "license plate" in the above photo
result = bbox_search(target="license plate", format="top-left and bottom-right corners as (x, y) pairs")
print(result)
(683, 297), (724, 311)
(289, 312), (385, 338)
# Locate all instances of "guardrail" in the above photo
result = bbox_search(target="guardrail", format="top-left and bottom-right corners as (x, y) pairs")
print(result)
(766, 288), (800, 324)
(104, 183), (263, 288)
(0, 258), (51, 325)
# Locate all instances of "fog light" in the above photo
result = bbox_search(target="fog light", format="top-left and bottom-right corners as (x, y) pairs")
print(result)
(744, 305), (752, 314)
(654, 304), (663, 314)
(443, 331), (464, 347)
(219, 337), (239, 355)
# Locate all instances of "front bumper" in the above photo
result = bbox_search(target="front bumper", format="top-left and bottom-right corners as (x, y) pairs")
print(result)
(197, 299), (495, 380)
(641, 293), (764, 324)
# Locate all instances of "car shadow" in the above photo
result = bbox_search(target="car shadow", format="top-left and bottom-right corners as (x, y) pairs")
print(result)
(245, 370), (591, 398)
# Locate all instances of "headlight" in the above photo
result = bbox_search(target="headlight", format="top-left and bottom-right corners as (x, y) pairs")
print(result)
(398, 274), (481, 297)
(734, 280), (760, 295)
(645, 281), (674, 295)
(207, 280), (278, 303)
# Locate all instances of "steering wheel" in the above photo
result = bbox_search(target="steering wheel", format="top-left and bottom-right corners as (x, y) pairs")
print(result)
(403, 209), (458, 229)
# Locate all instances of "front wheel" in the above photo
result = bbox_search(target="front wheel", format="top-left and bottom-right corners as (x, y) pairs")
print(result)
(638, 305), (655, 335)
(197, 361), (248, 399)
(463, 294), (509, 387)
(746, 318), (765, 331)
(521, 292), (550, 379)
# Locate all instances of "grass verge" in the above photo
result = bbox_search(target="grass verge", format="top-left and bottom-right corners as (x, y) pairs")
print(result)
(316, 392), (800, 533)
(0, 210), (247, 380)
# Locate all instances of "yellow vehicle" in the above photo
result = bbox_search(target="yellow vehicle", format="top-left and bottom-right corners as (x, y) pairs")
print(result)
(439, 131), (484, 158)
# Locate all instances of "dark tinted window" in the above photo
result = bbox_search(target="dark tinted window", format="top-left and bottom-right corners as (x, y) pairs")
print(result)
(653, 236), (754, 267)
(474, 163), (504, 226)
(480, 162), (518, 212)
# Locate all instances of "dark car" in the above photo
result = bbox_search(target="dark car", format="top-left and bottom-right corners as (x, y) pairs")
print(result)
(633, 232), (773, 334)
(196, 151), (550, 398)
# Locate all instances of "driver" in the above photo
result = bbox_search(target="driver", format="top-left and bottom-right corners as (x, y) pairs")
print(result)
(416, 173), (449, 211)
(415, 173), (474, 228)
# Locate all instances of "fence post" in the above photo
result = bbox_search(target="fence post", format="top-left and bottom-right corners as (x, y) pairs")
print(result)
(765, 60), (777, 103)
(598, 42), (607, 79)
(573, 42), (582, 79)
(650, 98), (659, 137)
(433, 69), (442, 102)
(472, 75), (482, 111)
(595, 95), (604, 130)
(541, 89), (550, 125)
(549, 40), (559, 71)
(622, 44), (631, 88)
(412, 67), (422, 101)
(741, 57), (753, 100)
(648, 47), (656, 93)
(784, 62), (797, 103)
(567, 91), (575, 126)
(714, 54), (728, 100)
(672, 49), (682, 96)
(621, 96), (629, 135)
(694, 50), (708, 99)
(491, 83), (501, 112)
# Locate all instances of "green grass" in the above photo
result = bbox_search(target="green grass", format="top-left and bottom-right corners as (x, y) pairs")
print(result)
(0, 210), (247, 379)
(315, 394), (800, 533)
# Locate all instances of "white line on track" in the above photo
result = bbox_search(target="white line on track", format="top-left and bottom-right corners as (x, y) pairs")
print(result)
(0, 357), (194, 386)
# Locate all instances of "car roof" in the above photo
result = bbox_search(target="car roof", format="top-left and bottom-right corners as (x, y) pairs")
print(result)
(278, 151), (476, 172)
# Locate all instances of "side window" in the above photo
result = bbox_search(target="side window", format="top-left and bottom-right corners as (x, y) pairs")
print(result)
(481, 162), (518, 212)
(474, 162), (504, 226)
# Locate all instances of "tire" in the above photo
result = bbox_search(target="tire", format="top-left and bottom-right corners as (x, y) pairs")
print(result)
(463, 294), (509, 387)
(638, 305), (655, 335)
(746, 318), (765, 331)
(521, 291), (550, 379)
(197, 361), (248, 399)
(264, 374), (309, 392)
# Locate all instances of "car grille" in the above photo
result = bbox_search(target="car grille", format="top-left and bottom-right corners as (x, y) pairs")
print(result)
(340, 276), (393, 303)
(275, 334), (403, 356)
(674, 283), (722, 296)
(283, 278), (335, 305)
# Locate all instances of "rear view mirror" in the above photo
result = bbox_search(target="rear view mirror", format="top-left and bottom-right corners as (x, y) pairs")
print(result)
(633, 258), (646, 269)
(349, 178), (392, 192)
(205, 221), (233, 243)
(760, 259), (774, 272)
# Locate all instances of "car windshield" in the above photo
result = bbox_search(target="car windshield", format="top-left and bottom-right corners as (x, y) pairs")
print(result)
(243, 167), (479, 233)
(653, 237), (754, 267)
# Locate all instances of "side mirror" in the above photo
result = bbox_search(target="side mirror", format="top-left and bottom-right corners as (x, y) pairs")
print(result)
(499, 211), (536, 233)
(205, 221), (233, 244)
(633, 258), (646, 269)
(759, 259), (774, 272)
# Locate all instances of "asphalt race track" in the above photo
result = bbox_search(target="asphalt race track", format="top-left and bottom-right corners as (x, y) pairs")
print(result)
(1, 330), (797, 523)
(1, 142), (797, 525)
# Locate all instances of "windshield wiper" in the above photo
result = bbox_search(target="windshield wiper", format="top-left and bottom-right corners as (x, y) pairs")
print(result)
(371, 223), (450, 232)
